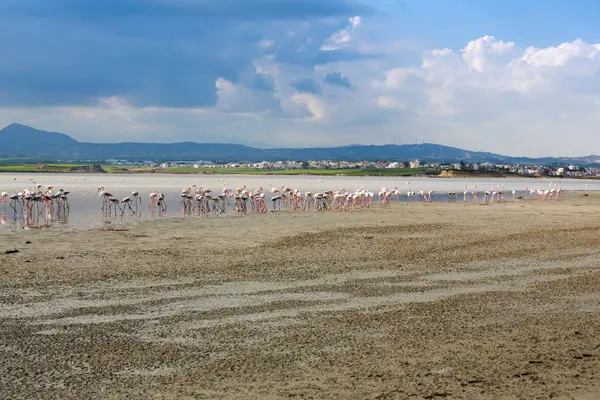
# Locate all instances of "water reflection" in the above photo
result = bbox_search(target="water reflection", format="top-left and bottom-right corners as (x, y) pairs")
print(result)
(2, 193), (70, 231)
(101, 209), (142, 228)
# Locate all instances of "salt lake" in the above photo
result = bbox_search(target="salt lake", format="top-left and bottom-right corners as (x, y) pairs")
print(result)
(0, 173), (596, 233)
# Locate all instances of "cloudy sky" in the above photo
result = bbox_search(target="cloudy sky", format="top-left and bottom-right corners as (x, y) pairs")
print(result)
(1, 0), (600, 156)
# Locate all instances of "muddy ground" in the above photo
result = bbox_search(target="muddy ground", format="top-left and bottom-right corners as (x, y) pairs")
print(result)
(1, 194), (600, 399)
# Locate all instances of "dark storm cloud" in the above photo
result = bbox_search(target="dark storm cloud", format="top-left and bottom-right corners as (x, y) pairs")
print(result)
(0, 0), (371, 107)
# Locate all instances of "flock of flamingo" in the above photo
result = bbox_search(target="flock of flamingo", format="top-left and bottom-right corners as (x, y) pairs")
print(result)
(96, 181), (567, 218)
(0, 178), (568, 229)
(0, 182), (70, 227)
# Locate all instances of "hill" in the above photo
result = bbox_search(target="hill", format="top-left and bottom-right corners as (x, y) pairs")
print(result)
(0, 124), (79, 156)
(0, 123), (595, 164)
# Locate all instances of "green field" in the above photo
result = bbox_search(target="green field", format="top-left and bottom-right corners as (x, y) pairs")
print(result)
(0, 164), (81, 172)
(0, 163), (439, 177)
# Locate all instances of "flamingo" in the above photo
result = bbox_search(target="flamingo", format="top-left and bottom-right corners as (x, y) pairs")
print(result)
(305, 192), (314, 210)
(109, 198), (123, 216)
(483, 191), (491, 203)
(0, 191), (8, 213)
(148, 192), (166, 213)
(54, 190), (70, 217)
(122, 193), (140, 215)
(157, 193), (167, 214)
(9, 193), (23, 216)
(427, 190), (435, 203)
(448, 191), (457, 203)
(281, 186), (293, 209)
(555, 187), (564, 200)
(255, 192), (267, 213)
(97, 187), (113, 213)
(379, 188), (388, 204)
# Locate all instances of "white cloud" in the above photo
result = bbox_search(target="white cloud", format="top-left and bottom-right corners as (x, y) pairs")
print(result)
(373, 96), (406, 110)
(382, 68), (413, 89)
(369, 35), (600, 156)
(257, 39), (275, 49)
(291, 93), (327, 121)
(320, 16), (362, 51)
(461, 35), (518, 73)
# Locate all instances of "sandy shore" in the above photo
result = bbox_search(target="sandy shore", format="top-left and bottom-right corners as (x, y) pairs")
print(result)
(2, 194), (600, 399)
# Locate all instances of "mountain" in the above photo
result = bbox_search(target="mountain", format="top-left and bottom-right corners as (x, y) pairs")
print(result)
(0, 123), (595, 164)
(0, 123), (79, 154)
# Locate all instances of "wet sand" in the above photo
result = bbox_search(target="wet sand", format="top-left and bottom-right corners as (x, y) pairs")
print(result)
(1, 194), (600, 399)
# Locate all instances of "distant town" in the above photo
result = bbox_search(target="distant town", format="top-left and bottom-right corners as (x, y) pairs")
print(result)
(98, 158), (600, 178)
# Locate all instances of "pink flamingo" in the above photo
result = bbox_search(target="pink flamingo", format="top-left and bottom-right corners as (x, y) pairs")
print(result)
(0, 191), (8, 213)
(555, 187), (564, 200)
(109, 198), (123, 216)
(256, 192), (268, 213)
(157, 194), (167, 215)
(379, 188), (388, 204)
(483, 191), (491, 203)
(426, 190), (435, 203)
(148, 192), (164, 211)
(332, 192), (345, 210)
(281, 186), (293, 209)
(367, 191), (374, 207)
(97, 187), (113, 214)
(122, 192), (141, 215)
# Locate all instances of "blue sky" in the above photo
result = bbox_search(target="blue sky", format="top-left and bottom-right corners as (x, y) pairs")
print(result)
(1, 0), (600, 156)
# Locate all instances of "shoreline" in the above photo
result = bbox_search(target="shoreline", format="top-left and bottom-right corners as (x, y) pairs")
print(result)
(2, 195), (600, 398)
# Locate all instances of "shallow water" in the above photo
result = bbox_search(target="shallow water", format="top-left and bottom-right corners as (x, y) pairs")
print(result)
(0, 172), (596, 233)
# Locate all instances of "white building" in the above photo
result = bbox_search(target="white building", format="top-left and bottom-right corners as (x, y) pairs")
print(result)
(409, 160), (420, 168)
(387, 162), (400, 168)
(257, 161), (270, 169)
